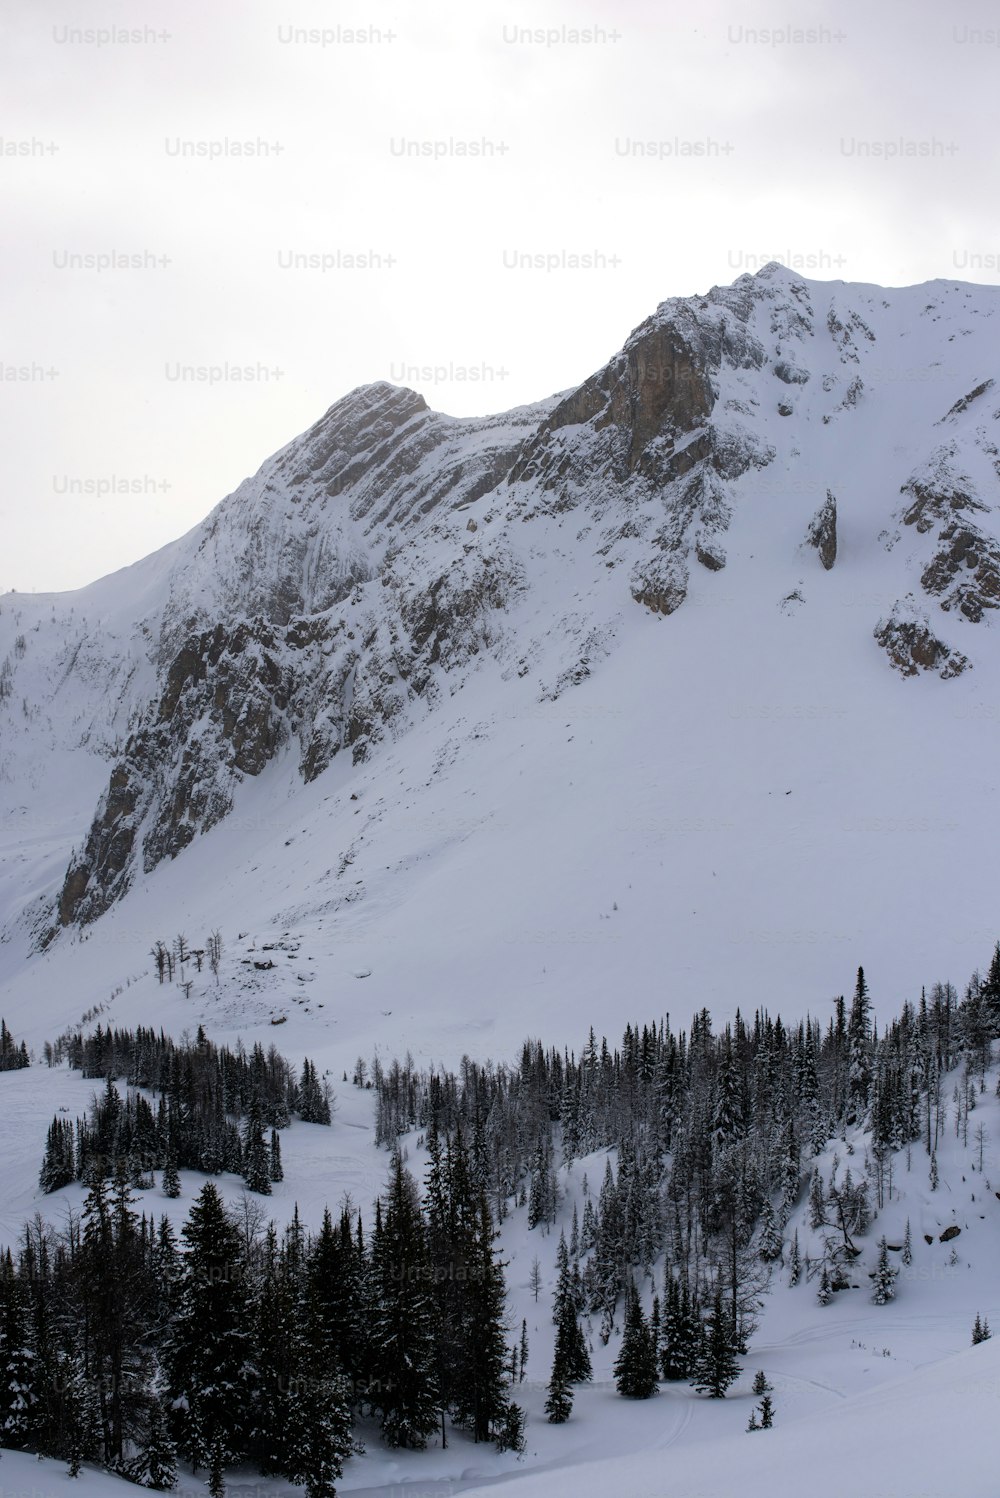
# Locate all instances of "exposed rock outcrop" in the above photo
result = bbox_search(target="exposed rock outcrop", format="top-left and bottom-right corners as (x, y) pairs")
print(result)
(874, 602), (971, 680)
(805, 491), (838, 570)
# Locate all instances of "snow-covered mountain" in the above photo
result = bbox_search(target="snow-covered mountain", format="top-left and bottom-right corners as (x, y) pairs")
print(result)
(2, 262), (1000, 1061)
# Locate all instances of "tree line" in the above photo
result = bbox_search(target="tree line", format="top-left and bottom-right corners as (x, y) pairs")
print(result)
(39, 1025), (330, 1196)
(3, 943), (999, 1489)
(2, 1132), (523, 1497)
(0, 1018), (29, 1071)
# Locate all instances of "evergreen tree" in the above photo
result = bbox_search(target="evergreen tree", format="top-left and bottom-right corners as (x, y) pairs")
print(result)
(164, 1182), (249, 1475)
(371, 1151), (439, 1448)
(692, 1289), (740, 1398)
(847, 966), (873, 1124)
(269, 1129), (284, 1183)
(0, 1249), (36, 1449)
(972, 1313), (992, 1345)
(871, 1236), (898, 1305)
(494, 1400), (526, 1453)
(808, 1167), (826, 1229)
(162, 1151), (181, 1199)
(142, 1397), (178, 1491)
(614, 1283), (658, 1399)
(284, 1363), (354, 1498)
(788, 1229), (801, 1287)
(61, 1348), (101, 1478)
(242, 1102), (271, 1195)
(545, 1367), (573, 1423)
(39, 1117), (75, 1193)
(902, 1218), (912, 1266)
(817, 1264), (832, 1305)
(553, 1292), (592, 1384)
(659, 1276), (701, 1381)
(758, 1392), (774, 1428)
(518, 1318), (528, 1382)
(757, 1197), (783, 1262)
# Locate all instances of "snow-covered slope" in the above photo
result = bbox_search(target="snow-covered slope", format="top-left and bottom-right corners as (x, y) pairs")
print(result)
(3, 1043), (999, 1498)
(2, 263), (1000, 1069)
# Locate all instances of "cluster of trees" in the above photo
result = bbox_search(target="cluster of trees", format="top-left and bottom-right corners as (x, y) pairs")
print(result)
(3, 1131), (524, 1495)
(5, 943), (999, 1484)
(368, 952), (1000, 1391)
(148, 932), (223, 987)
(0, 1018), (29, 1070)
(38, 1026), (329, 1196)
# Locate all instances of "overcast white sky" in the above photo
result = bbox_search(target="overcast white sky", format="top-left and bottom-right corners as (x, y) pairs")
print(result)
(2, 0), (999, 592)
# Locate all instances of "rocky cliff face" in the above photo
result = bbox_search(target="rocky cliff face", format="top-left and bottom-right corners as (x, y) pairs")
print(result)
(3, 262), (998, 939)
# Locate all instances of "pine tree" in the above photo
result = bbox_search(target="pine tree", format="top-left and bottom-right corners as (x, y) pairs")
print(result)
(902, 1218), (913, 1266)
(614, 1282), (658, 1399)
(847, 966), (873, 1124)
(162, 1151), (181, 1199)
(808, 1167), (826, 1229)
(143, 1397), (178, 1490)
(972, 1313), (992, 1345)
(164, 1182), (250, 1474)
(757, 1197), (783, 1261)
(284, 1363), (354, 1498)
(269, 1129), (283, 1183)
(553, 1292), (592, 1384)
(494, 1400), (527, 1453)
(545, 1368), (573, 1423)
(930, 1151), (939, 1190)
(371, 1151), (439, 1448)
(817, 1265), (832, 1305)
(518, 1318), (529, 1382)
(871, 1236), (898, 1305)
(752, 1369), (772, 1396)
(692, 1288), (740, 1398)
(0, 1249), (37, 1450)
(758, 1392), (774, 1428)
(788, 1229), (801, 1286)
(660, 1276), (701, 1381)
(242, 1102), (271, 1195)
(432, 1131), (511, 1445)
(39, 1117), (75, 1193)
(62, 1348), (100, 1478)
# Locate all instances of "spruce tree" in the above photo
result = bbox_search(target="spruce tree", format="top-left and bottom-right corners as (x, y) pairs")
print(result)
(553, 1292), (592, 1384)
(143, 1397), (178, 1490)
(692, 1289), (739, 1398)
(614, 1282), (658, 1399)
(162, 1151), (181, 1199)
(0, 1249), (37, 1449)
(242, 1102), (271, 1195)
(757, 1197), (783, 1262)
(371, 1151), (439, 1448)
(545, 1367), (573, 1423)
(165, 1182), (250, 1475)
(39, 1117), (75, 1193)
(871, 1236), (898, 1305)
(284, 1361), (354, 1498)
